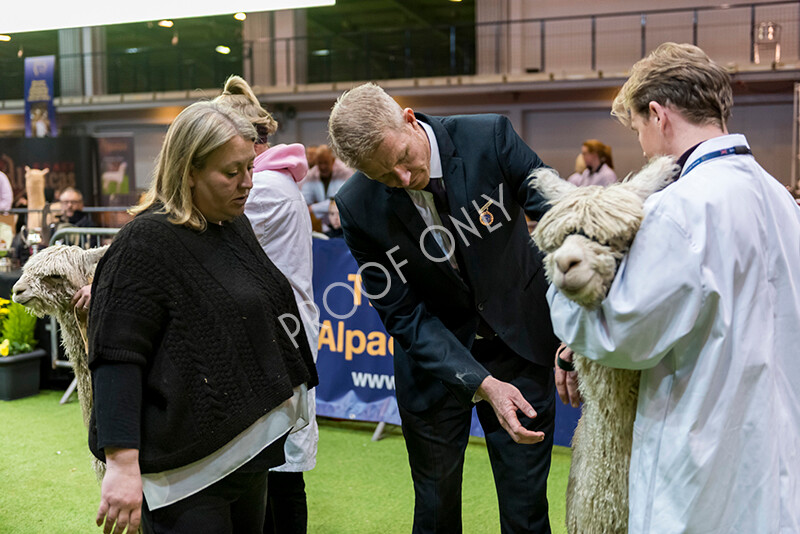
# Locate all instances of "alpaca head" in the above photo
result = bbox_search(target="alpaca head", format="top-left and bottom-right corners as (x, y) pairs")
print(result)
(12, 245), (108, 317)
(531, 156), (678, 309)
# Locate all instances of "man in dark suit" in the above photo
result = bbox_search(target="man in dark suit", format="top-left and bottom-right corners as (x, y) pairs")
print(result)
(329, 83), (560, 533)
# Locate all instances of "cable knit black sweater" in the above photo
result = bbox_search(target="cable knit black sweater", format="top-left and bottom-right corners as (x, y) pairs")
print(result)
(88, 210), (318, 473)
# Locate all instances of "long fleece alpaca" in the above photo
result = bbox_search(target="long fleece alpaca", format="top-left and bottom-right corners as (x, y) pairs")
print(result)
(530, 156), (678, 534)
(12, 245), (108, 478)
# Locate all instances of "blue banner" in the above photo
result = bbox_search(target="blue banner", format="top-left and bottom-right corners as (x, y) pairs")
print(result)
(312, 238), (401, 425)
(24, 56), (58, 138)
(312, 238), (580, 446)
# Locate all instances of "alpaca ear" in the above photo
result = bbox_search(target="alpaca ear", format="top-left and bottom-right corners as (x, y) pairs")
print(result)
(529, 167), (577, 203)
(84, 245), (109, 266)
(620, 156), (680, 201)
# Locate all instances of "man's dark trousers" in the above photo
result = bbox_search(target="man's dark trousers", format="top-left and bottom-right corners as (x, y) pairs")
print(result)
(399, 336), (555, 534)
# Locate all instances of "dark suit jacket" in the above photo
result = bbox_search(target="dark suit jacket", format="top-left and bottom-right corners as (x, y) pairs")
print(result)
(335, 113), (559, 413)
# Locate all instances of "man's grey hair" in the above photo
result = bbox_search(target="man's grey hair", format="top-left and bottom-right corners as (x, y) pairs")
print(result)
(327, 83), (405, 170)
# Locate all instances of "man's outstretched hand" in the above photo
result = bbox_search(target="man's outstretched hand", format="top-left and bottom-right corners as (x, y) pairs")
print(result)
(476, 376), (544, 444)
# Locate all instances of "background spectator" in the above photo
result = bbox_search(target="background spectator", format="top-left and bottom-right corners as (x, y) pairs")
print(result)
(0, 169), (13, 211)
(567, 139), (617, 186)
(57, 187), (93, 227)
(300, 145), (353, 226)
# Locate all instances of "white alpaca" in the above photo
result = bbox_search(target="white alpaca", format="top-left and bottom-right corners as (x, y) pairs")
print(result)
(12, 245), (108, 479)
(530, 156), (679, 534)
(101, 162), (127, 193)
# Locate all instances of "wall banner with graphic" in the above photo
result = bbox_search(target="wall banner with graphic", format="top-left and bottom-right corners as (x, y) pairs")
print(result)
(96, 136), (136, 198)
(24, 56), (58, 138)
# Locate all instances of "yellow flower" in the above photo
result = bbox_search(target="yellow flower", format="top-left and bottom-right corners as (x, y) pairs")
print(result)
(0, 308), (8, 315)
(0, 339), (9, 357)
(0, 297), (10, 306)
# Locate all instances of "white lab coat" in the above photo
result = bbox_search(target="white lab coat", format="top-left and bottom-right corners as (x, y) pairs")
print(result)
(549, 134), (800, 533)
(246, 149), (320, 472)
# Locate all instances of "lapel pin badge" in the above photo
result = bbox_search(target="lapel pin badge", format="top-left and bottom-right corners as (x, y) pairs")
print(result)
(478, 199), (494, 226)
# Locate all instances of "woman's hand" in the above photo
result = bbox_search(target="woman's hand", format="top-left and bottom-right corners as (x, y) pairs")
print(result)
(97, 448), (142, 534)
(71, 285), (92, 313)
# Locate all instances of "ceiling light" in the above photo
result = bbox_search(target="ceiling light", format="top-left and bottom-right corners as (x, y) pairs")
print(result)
(234, 12), (247, 21)
(312, 49), (330, 56)
(158, 20), (174, 28)
(215, 45), (231, 55)
(0, 35), (10, 42)
(0, 1), (336, 33)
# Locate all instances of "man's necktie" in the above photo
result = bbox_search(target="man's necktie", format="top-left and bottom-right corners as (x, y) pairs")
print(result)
(423, 176), (467, 276)
(424, 177), (449, 215)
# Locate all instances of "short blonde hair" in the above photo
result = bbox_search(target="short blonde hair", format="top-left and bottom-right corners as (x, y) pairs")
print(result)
(214, 75), (278, 140)
(612, 43), (732, 130)
(132, 101), (257, 231)
(327, 83), (405, 169)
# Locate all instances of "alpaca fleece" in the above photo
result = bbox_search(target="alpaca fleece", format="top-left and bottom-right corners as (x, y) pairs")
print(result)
(13, 244), (108, 478)
(531, 156), (678, 534)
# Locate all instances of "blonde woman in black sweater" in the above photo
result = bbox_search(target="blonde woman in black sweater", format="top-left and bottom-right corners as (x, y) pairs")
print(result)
(88, 101), (317, 534)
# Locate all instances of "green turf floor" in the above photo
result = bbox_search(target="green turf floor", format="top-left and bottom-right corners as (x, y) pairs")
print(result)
(0, 390), (570, 533)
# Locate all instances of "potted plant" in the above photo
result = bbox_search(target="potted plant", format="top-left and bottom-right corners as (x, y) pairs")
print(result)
(0, 297), (46, 400)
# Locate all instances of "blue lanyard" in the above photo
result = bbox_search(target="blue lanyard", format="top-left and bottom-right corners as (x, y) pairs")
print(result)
(682, 145), (752, 176)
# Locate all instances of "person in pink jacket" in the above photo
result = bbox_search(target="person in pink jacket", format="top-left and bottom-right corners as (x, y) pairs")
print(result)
(216, 76), (319, 534)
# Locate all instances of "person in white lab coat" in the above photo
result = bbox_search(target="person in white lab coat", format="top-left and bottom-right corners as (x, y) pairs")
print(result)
(552, 42), (800, 533)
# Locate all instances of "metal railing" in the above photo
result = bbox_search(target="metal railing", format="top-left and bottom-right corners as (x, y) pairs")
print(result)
(0, 1), (797, 101)
(477, 1), (799, 76)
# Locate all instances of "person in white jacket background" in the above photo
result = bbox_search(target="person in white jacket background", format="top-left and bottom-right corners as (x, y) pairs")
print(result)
(0, 169), (13, 211)
(552, 43), (800, 533)
(215, 76), (319, 534)
(566, 139), (618, 187)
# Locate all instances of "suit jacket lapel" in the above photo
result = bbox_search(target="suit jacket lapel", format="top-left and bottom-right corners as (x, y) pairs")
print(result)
(386, 186), (468, 290)
(387, 186), (427, 243)
(417, 113), (473, 274)
(416, 112), (469, 216)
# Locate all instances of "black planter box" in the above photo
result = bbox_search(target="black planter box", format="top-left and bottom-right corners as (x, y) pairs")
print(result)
(0, 349), (47, 401)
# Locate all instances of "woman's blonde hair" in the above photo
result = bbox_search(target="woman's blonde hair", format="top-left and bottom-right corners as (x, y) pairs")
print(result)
(582, 139), (614, 170)
(611, 42), (732, 130)
(214, 75), (278, 143)
(328, 82), (405, 169)
(131, 101), (257, 231)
